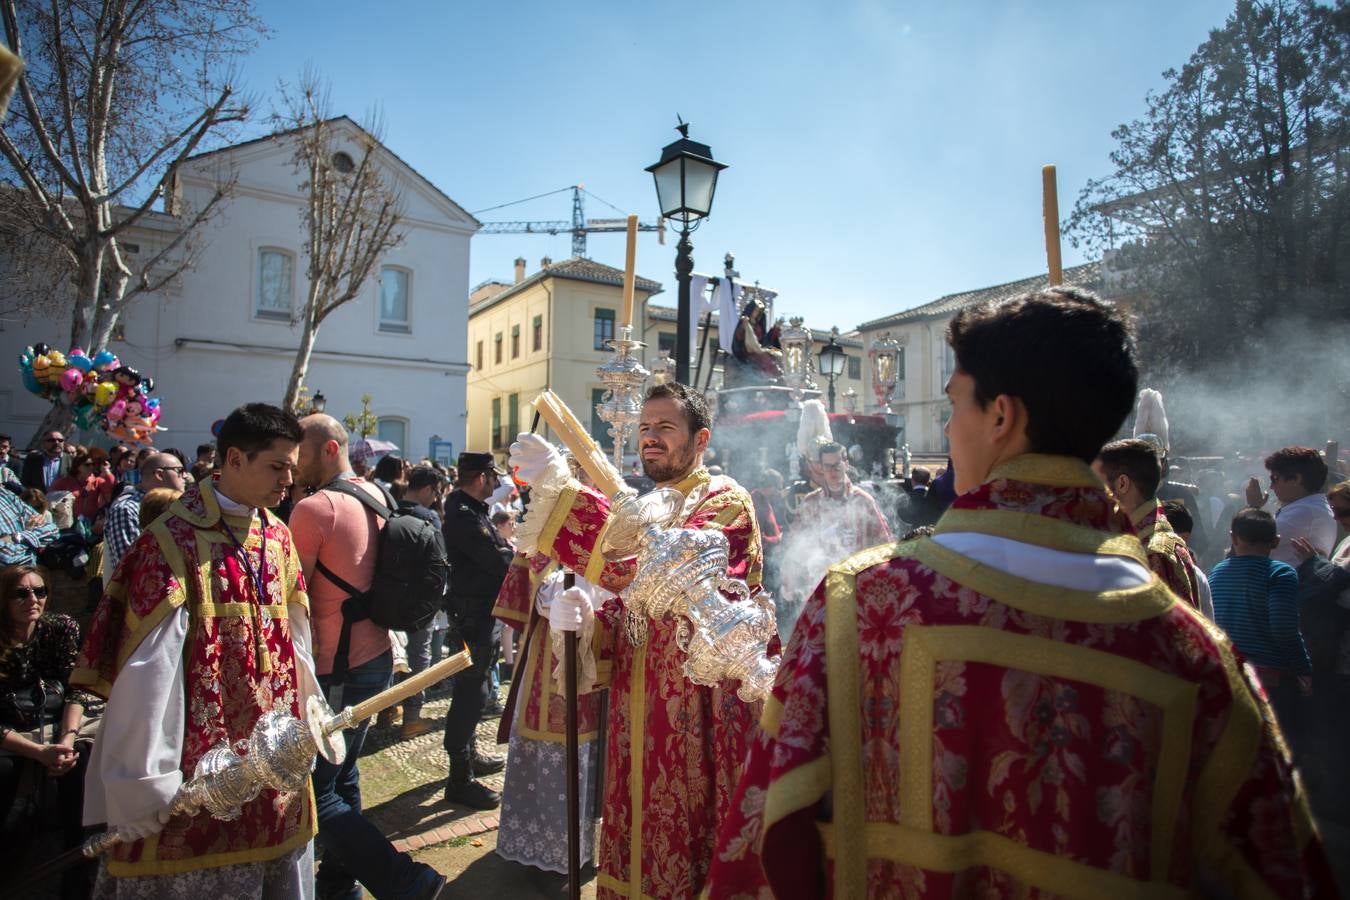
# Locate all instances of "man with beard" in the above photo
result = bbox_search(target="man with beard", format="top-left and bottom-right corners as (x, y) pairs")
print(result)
(289, 414), (444, 900)
(508, 382), (767, 899)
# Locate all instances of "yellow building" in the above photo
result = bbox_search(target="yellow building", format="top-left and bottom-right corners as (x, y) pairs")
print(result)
(467, 256), (663, 465)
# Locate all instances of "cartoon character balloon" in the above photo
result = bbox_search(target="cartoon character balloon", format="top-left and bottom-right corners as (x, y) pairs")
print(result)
(18, 343), (164, 444)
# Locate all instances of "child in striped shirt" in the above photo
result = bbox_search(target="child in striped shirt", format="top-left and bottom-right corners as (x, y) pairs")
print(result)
(1210, 507), (1311, 716)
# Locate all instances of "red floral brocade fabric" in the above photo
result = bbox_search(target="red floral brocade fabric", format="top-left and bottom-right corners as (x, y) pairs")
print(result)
(537, 469), (768, 899)
(706, 455), (1334, 900)
(71, 482), (315, 877)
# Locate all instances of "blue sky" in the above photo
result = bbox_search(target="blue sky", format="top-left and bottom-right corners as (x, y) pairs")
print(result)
(241, 0), (1234, 330)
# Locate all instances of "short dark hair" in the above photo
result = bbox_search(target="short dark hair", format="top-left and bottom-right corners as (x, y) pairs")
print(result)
(490, 510), (513, 526)
(407, 465), (444, 491)
(373, 454), (403, 483)
(216, 403), (303, 462)
(0, 434), (10, 444)
(1264, 446), (1328, 493)
(818, 441), (845, 458)
(644, 382), (711, 436)
(1231, 507), (1278, 544)
(947, 287), (1137, 462)
(1160, 499), (1193, 535)
(196, 443), (215, 457)
(1097, 439), (1163, 499)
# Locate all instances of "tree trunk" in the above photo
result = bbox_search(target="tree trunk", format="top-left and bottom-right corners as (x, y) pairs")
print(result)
(28, 399), (75, 451)
(283, 319), (320, 413)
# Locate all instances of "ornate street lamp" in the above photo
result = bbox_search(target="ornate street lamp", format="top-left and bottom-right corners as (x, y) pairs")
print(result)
(817, 327), (847, 412)
(646, 122), (727, 385)
(310, 391), (327, 414)
(778, 317), (815, 399)
(868, 332), (902, 413)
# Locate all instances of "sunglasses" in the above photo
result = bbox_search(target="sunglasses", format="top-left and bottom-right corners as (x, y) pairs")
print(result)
(44, 437), (64, 444)
(11, 585), (49, 600)
(156, 465), (186, 475)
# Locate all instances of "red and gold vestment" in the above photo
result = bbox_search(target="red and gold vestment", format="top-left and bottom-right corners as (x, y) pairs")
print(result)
(1133, 499), (1202, 610)
(530, 466), (766, 899)
(72, 481), (316, 877)
(492, 552), (604, 744)
(707, 455), (1334, 899)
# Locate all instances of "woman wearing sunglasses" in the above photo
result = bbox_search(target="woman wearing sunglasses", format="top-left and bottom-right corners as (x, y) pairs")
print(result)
(0, 563), (99, 896)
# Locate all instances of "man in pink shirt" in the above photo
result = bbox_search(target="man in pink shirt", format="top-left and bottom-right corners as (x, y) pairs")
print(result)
(290, 414), (444, 900)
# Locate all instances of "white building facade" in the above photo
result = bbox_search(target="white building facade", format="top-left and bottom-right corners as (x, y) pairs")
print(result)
(0, 117), (477, 458)
(857, 262), (1102, 456)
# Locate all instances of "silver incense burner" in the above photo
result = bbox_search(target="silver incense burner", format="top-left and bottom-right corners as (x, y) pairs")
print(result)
(623, 522), (778, 702)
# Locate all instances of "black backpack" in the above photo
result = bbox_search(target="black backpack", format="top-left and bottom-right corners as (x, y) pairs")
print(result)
(316, 479), (449, 684)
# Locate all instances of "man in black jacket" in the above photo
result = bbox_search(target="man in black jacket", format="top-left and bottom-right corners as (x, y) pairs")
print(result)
(397, 465), (450, 739)
(21, 429), (71, 490)
(441, 451), (514, 809)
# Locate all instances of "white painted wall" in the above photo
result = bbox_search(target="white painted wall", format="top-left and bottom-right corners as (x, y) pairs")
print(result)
(0, 119), (475, 458)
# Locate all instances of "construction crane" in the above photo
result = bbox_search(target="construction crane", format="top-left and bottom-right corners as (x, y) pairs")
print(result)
(474, 184), (665, 258)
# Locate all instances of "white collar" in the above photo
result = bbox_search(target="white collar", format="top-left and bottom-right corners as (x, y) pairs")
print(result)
(214, 486), (254, 515)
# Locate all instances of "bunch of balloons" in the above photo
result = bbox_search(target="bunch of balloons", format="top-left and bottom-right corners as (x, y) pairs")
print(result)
(19, 343), (165, 445)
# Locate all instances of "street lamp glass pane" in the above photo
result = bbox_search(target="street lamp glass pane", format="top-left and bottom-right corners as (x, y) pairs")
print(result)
(652, 160), (685, 219)
(681, 158), (720, 217)
(820, 344), (847, 377)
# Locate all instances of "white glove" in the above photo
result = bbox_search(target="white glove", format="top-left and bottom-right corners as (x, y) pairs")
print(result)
(509, 433), (567, 488)
(548, 586), (593, 634)
(535, 579), (556, 616)
(117, 805), (171, 841)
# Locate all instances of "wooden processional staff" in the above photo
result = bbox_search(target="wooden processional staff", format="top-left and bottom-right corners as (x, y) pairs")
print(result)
(1043, 164), (1064, 288)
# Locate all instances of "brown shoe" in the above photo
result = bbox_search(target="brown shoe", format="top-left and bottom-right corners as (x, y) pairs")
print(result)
(377, 705), (402, 729)
(399, 717), (437, 739)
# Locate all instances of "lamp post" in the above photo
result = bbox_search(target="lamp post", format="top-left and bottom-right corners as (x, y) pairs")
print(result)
(817, 327), (847, 412)
(646, 122), (727, 385)
(310, 391), (327, 414)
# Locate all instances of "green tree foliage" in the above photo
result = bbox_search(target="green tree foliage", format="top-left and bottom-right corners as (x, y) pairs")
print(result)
(1068, 0), (1350, 375)
(343, 393), (378, 440)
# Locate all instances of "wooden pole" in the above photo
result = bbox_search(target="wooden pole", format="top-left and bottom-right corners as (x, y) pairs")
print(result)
(1042, 165), (1064, 287)
(562, 571), (582, 900)
(620, 214), (639, 329)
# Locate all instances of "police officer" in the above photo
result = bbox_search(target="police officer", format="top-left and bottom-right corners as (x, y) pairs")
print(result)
(441, 452), (514, 809)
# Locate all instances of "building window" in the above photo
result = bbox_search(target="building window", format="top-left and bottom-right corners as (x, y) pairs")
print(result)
(594, 308), (615, 350)
(533, 315), (543, 352)
(590, 388), (613, 449)
(658, 331), (675, 354)
(379, 267), (411, 333)
(940, 343), (954, 382)
(376, 417), (407, 453)
(475, 341), (483, 371)
(511, 324), (521, 359)
(256, 248), (294, 320)
(847, 356), (861, 380)
(491, 397), (502, 449)
(508, 393), (519, 438)
(494, 333), (503, 364)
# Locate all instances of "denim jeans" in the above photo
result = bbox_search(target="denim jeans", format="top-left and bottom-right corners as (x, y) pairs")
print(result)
(314, 650), (440, 899)
(401, 624), (435, 721)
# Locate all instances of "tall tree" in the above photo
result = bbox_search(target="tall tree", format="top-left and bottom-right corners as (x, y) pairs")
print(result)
(0, 0), (259, 440)
(275, 70), (405, 413)
(1068, 0), (1350, 373)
